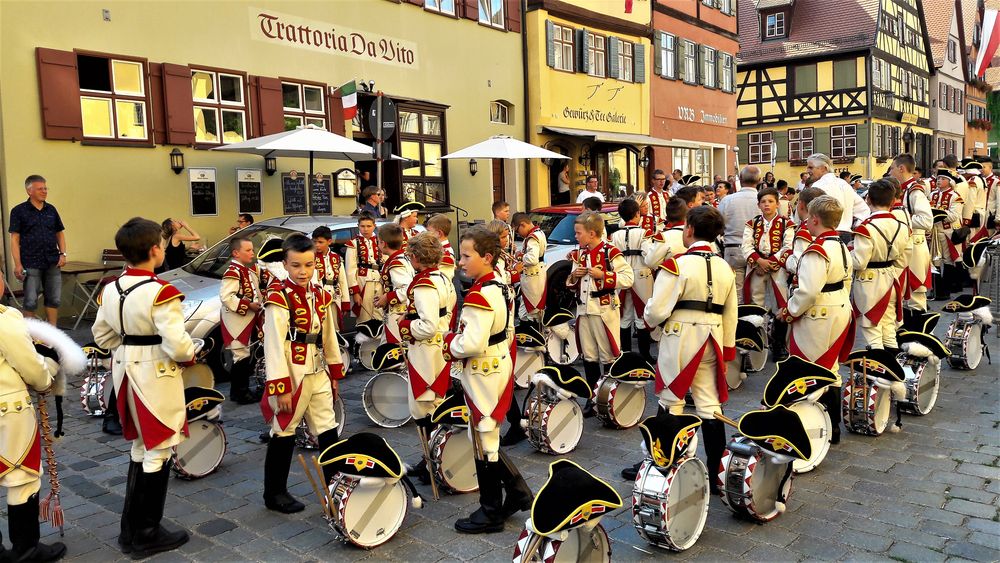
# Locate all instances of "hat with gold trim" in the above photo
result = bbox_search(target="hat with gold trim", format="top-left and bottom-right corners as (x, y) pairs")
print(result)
(738, 405), (812, 461)
(735, 319), (766, 352)
(430, 389), (470, 426)
(514, 321), (545, 349)
(607, 351), (655, 382)
(762, 356), (838, 407)
(936, 168), (961, 184)
(372, 342), (407, 371)
(638, 411), (702, 469)
(845, 348), (906, 382)
(394, 200), (425, 219)
(944, 293), (992, 312)
(257, 237), (285, 263)
(318, 432), (403, 478)
(681, 174), (701, 186)
(356, 319), (384, 340)
(542, 306), (574, 328)
(529, 459), (622, 536)
(897, 331), (950, 359)
(963, 239), (995, 269)
(183, 386), (225, 422)
(850, 174), (863, 184)
(535, 364), (591, 400)
(899, 309), (940, 334)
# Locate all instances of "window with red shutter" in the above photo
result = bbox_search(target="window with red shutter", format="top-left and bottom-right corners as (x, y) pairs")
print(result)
(506, 0), (521, 32)
(36, 48), (83, 141)
(251, 76), (284, 136)
(148, 63), (167, 145)
(76, 52), (152, 144)
(162, 63), (195, 145)
(463, 0), (478, 21)
(327, 89), (345, 136)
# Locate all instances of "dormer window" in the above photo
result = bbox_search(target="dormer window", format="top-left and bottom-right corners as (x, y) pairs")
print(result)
(765, 13), (785, 37)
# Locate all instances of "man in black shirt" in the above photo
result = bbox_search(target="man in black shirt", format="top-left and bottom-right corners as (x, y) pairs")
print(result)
(9, 175), (66, 325)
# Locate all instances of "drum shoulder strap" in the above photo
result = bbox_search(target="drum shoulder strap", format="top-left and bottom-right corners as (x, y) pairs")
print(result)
(115, 277), (157, 339)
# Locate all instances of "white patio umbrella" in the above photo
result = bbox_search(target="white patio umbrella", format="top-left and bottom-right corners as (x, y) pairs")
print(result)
(441, 135), (569, 160)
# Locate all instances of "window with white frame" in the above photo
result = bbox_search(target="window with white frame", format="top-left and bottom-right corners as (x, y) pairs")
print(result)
(873, 123), (883, 158)
(948, 39), (957, 63)
(425, 0), (455, 15)
(478, 0), (504, 29)
(672, 149), (691, 176)
(788, 128), (814, 162)
(702, 47), (717, 88)
(659, 32), (676, 79)
(683, 40), (697, 84)
(830, 125), (857, 159)
(721, 53), (734, 92)
(765, 13), (785, 38)
(902, 72), (910, 99)
(282, 82), (326, 131)
(749, 132), (773, 164)
(552, 23), (574, 72)
(77, 55), (149, 141)
(489, 100), (510, 124)
(720, 0), (733, 15)
(587, 32), (607, 78)
(191, 70), (247, 145)
(618, 40), (634, 82)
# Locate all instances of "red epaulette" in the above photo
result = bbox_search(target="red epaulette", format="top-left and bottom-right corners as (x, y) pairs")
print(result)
(803, 242), (830, 261)
(794, 228), (813, 242)
(265, 283), (289, 309)
(463, 290), (492, 311)
(345, 239), (356, 249)
(222, 265), (241, 280)
(153, 283), (185, 306)
(606, 246), (623, 261)
(853, 224), (871, 238)
(659, 257), (680, 275)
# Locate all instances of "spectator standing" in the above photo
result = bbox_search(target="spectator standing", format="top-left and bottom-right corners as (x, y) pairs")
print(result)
(762, 171), (776, 188)
(358, 186), (385, 218)
(159, 219), (201, 272)
(804, 153), (870, 240)
(9, 175), (66, 324)
(228, 213), (254, 235)
(576, 175), (605, 203)
(719, 166), (764, 297)
(555, 164), (571, 205)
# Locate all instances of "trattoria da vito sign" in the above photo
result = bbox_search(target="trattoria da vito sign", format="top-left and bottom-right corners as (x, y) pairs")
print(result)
(250, 7), (419, 69)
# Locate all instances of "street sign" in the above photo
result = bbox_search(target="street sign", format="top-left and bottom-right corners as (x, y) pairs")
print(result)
(368, 96), (397, 140)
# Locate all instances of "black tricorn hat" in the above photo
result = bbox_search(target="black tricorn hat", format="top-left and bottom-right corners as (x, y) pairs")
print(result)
(944, 294), (992, 312)
(845, 348), (906, 382)
(318, 432), (403, 478)
(536, 364), (591, 399)
(735, 319), (766, 352)
(336, 331), (349, 349)
(514, 322), (545, 349)
(372, 342), (407, 371)
(82, 342), (112, 359)
(762, 356), (838, 407)
(897, 331), (950, 359)
(932, 208), (949, 223)
(638, 412), (702, 469)
(681, 174), (701, 186)
(530, 459), (622, 537)
(899, 308), (940, 334)
(963, 239), (994, 269)
(394, 200), (425, 216)
(607, 351), (655, 382)
(738, 405), (812, 461)
(961, 157), (983, 170)
(257, 237), (285, 263)
(542, 306), (574, 327)
(356, 319), (384, 339)
(738, 304), (768, 319)
(850, 174), (863, 184)
(936, 168), (961, 184)
(431, 390), (470, 426)
(184, 386), (225, 422)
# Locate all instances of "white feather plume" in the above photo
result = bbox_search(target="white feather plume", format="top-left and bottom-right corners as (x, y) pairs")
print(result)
(901, 341), (933, 359)
(741, 315), (765, 328)
(25, 318), (87, 377)
(972, 306), (993, 326)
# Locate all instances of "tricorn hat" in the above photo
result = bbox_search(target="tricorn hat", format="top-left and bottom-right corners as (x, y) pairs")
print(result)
(961, 157), (983, 171)
(897, 331), (950, 359)
(542, 306), (574, 327)
(850, 174), (863, 184)
(394, 200), (425, 218)
(681, 174), (701, 186)
(431, 390), (470, 426)
(356, 319), (384, 339)
(607, 352), (655, 382)
(936, 168), (961, 184)
(944, 294), (992, 312)
(535, 364), (591, 399)
(735, 319), (766, 352)
(82, 342), (112, 360)
(638, 412), (702, 468)
(932, 208), (949, 223)
(899, 308), (940, 334)
(845, 348), (906, 382)
(514, 322), (545, 349)
(738, 304), (768, 319)
(530, 459), (622, 537)
(184, 386), (225, 422)
(372, 342), (407, 371)
(257, 237), (284, 263)
(318, 432), (403, 478)
(762, 356), (838, 407)
(963, 239), (994, 269)
(738, 405), (812, 461)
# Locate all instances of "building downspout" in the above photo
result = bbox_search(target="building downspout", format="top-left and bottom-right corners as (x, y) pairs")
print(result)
(521, 0), (531, 211)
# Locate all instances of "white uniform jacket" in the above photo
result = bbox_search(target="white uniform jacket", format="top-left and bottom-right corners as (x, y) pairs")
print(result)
(440, 240), (457, 282)
(219, 260), (263, 348)
(398, 268), (457, 410)
(851, 211), (910, 327)
(518, 228), (547, 315)
(741, 214), (794, 310)
(345, 234), (384, 321)
(381, 249), (415, 344)
(612, 222), (655, 329)
(930, 187), (965, 264)
(897, 178), (934, 293)
(314, 249), (350, 322)
(644, 223), (687, 269)
(647, 189), (670, 232)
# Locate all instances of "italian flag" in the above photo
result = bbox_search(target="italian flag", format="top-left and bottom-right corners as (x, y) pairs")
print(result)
(340, 80), (358, 120)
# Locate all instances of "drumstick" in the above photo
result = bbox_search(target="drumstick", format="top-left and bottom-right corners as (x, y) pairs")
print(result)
(416, 426), (441, 501)
(298, 454), (328, 516)
(714, 412), (740, 429)
(521, 533), (544, 563)
(311, 455), (336, 515)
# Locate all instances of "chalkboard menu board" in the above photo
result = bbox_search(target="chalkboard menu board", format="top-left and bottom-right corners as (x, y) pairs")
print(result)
(189, 168), (218, 216)
(236, 169), (262, 215)
(310, 175), (332, 215)
(281, 173), (307, 215)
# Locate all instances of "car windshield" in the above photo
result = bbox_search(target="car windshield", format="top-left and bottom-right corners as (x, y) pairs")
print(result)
(184, 224), (359, 279)
(529, 211), (622, 245)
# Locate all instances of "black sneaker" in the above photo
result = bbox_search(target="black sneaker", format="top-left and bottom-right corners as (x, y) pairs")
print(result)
(620, 461), (642, 481)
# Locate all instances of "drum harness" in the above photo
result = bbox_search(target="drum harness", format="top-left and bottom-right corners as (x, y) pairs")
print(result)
(114, 278), (162, 346)
(404, 271), (450, 321)
(861, 217), (904, 271)
(620, 226), (645, 258)
(671, 252), (725, 318)
(481, 279), (513, 347)
(817, 236), (850, 293)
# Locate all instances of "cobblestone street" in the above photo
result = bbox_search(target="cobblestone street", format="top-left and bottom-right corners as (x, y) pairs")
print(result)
(3, 322), (999, 563)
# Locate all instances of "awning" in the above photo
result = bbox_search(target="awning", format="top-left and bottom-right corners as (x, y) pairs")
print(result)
(541, 126), (673, 147)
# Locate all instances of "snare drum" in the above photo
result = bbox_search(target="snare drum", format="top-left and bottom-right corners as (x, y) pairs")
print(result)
(946, 316), (985, 370)
(718, 437), (793, 523)
(787, 401), (831, 474)
(328, 474), (408, 549)
(632, 457), (709, 551)
(362, 371), (411, 428)
(546, 329), (580, 365)
(429, 426), (478, 494)
(80, 371), (108, 417)
(898, 356), (940, 416)
(359, 339), (380, 371)
(523, 391), (583, 455)
(340, 345), (353, 375)
(513, 522), (612, 563)
(513, 349), (545, 389)
(842, 371), (892, 436)
(172, 420), (227, 479)
(725, 356), (747, 391)
(595, 378), (646, 430)
(295, 394), (347, 449)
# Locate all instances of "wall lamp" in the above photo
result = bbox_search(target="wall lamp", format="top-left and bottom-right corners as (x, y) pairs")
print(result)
(169, 148), (185, 175)
(265, 156), (278, 176)
(469, 159), (478, 176)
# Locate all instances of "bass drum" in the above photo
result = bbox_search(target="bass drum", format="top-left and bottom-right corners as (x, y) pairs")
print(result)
(172, 420), (227, 479)
(946, 317), (984, 370)
(513, 523), (612, 563)
(899, 356), (940, 416)
(362, 371), (412, 428)
(295, 393), (347, 449)
(329, 474), (407, 549)
(788, 401), (832, 474)
(632, 457), (710, 552)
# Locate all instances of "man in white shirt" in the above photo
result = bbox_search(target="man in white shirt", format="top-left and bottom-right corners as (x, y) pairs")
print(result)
(576, 175), (605, 204)
(805, 153), (870, 241)
(719, 165), (763, 298)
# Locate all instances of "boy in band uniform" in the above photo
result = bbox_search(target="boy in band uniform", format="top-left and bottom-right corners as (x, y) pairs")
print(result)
(612, 199), (656, 364)
(648, 169), (672, 231)
(511, 212), (547, 322)
(742, 187), (794, 359)
(345, 213), (384, 325)
(92, 218), (197, 558)
(220, 237), (264, 404)
(567, 211), (634, 414)
(889, 154), (934, 311)
(638, 206), (737, 493)
(376, 223), (415, 344)
(491, 201), (516, 255)
(777, 196), (854, 442)
(260, 234), (346, 514)
(397, 233), (457, 481)
(487, 220), (520, 287)
(929, 169), (966, 299)
(425, 214), (457, 281)
(785, 187), (824, 279)
(311, 227), (350, 330)
(851, 180), (910, 351)
(644, 197), (689, 268)
(394, 201), (424, 247)
(443, 227), (531, 534)
(0, 274), (67, 562)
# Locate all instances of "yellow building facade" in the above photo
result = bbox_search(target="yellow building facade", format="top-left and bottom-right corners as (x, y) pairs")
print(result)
(0, 1), (524, 275)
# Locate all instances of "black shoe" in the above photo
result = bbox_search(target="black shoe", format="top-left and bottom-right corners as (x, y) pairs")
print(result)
(499, 424), (527, 446)
(259, 430), (271, 443)
(102, 417), (123, 436)
(129, 462), (189, 559)
(621, 461), (642, 481)
(455, 507), (505, 534)
(263, 492), (305, 514)
(231, 391), (259, 405)
(582, 400), (596, 418)
(8, 495), (67, 562)
(455, 460), (505, 534)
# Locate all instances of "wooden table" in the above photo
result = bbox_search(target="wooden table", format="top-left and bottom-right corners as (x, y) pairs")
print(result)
(61, 261), (121, 330)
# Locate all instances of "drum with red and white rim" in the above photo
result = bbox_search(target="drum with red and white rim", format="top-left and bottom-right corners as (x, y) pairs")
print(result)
(898, 356), (940, 416)
(788, 400), (832, 474)
(946, 315), (986, 370)
(718, 437), (793, 523)
(595, 377), (646, 430)
(523, 390), (583, 455)
(328, 474), (408, 549)
(512, 522), (611, 563)
(172, 420), (227, 479)
(631, 457), (710, 551)
(295, 393), (347, 449)
(842, 372), (893, 436)
(429, 426), (478, 494)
